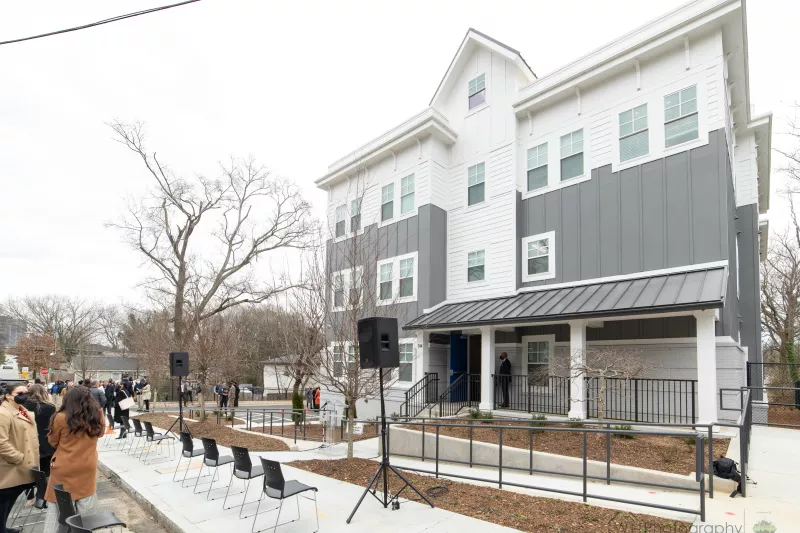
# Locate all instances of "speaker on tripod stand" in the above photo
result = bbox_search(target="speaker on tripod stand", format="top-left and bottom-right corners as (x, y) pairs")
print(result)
(346, 317), (433, 524)
(165, 352), (191, 438)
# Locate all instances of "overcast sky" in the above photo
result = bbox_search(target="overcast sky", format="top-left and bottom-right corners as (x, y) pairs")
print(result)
(0, 0), (795, 306)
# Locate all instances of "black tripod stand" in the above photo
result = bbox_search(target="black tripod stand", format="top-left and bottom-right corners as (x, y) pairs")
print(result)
(165, 375), (192, 439)
(346, 368), (433, 524)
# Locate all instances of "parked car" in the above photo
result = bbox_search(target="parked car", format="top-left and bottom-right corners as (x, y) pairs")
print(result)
(2, 365), (13, 370)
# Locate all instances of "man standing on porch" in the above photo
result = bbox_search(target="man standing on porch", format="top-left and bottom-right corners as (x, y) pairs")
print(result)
(498, 352), (511, 408)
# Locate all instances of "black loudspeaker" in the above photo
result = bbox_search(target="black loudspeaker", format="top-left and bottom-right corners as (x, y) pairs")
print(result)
(170, 352), (189, 377)
(357, 317), (399, 369)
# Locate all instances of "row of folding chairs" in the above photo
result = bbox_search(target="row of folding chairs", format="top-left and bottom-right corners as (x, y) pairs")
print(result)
(172, 433), (319, 533)
(103, 417), (174, 464)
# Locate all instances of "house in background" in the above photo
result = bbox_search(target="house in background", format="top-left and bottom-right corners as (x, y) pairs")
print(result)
(318, 0), (770, 423)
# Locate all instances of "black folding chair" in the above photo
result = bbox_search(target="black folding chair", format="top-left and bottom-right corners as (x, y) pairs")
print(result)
(194, 438), (234, 500)
(53, 484), (126, 533)
(126, 418), (146, 457)
(141, 421), (175, 464)
(8, 467), (48, 528)
(251, 458), (318, 533)
(223, 446), (264, 518)
(174, 432), (205, 486)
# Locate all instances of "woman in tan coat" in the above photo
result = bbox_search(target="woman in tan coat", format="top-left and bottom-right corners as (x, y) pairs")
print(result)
(43, 387), (105, 533)
(0, 382), (39, 533)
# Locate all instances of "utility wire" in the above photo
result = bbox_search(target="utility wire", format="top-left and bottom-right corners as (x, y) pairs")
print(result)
(0, 0), (202, 46)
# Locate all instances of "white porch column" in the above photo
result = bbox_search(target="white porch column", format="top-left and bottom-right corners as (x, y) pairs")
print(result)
(479, 326), (496, 411)
(568, 320), (588, 419)
(415, 331), (429, 383)
(695, 310), (718, 424)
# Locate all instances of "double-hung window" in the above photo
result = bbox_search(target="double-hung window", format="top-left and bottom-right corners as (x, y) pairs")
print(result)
(522, 232), (555, 281)
(379, 263), (393, 301)
(333, 273), (345, 308)
(347, 345), (356, 363)
(467, 162), (485, 206)
(467, 250), (485, 282)
(350, 198), (361, 233)
(468, 74), (486, 110)
(399, 257), (414, 297)
(664, 85), (698, 147)
(335, 205), (346, 238)
(349, 269), (361, 307)
(560, 129), (584, 181)
(398, 342), (413, 383)
(527, 143), (548, 192)
(400, 174), (415, 214)
(381, 183), (394, 222)
(526, 340), (550, 386)
(332, 344), (344, 377)
(619, 104), (649, 161)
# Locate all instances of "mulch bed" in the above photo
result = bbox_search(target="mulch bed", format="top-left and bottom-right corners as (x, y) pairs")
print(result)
(252, 421), (380, 443)
(400, 420), (729, 476)
(768, 406), (800, 427)
(287, 458), (692, 532)
(135, 413), (289, 452)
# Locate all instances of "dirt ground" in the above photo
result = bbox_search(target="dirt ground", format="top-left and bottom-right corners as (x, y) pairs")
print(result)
(767, 406), (800, 427)
(252, 421), (380, 443)
(400, 420), (729, 476)
(135, 413), (289, 452)
(287, 458), (693, 533)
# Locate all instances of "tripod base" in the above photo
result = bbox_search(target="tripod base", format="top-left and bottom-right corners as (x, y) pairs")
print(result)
(346, 460), (433, 524)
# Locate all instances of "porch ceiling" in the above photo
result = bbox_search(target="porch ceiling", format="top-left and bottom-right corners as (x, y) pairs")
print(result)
(404, 266), (727, 331)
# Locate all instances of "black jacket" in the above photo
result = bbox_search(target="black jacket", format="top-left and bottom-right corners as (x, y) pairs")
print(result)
(104, 384), (115, 404)
(115, 388), (131, 412)
(24, 399), (56, 457)
(499, 359), (511, 376)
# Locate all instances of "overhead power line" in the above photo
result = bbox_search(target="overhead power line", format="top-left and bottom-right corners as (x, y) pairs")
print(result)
(0, 0), (202, 46)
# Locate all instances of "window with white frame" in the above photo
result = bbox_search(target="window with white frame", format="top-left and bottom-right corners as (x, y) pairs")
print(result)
(521, 232), (555, 282)
(381, 183), (394, 222)
(560, 129), (584, 181)
(399, 257), (414, 297)
(398, 342), (413, 382)
(400, 174), (415, 214)
(347, 344), (356, 363)
(332, 344), (344, 377)
(349, 269), (362, 307)
(526, 340), (550, 386)
(379, 263), (393, 301)
(467, 162), (485, 206)
(467, 250), (485, 282)
(527, 143), (548, 191)
(664, 85), (698, 148)
(619, 104), (649, 162)
(331, 267), (362, 310)
(377, 252), (417, 303)
(350, 198), (361, 233)
(468, 74), (485, 110)
(333, 272), (345, 308)
(335, 205), (346, 238)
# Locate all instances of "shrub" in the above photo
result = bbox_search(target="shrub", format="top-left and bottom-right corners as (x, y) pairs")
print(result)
(291, 390), (304, 424)
(613, 424), (636, 439)
(659, 443), (681, 464)
(467, 409), (493, 420)
(567, 417), (584, 428)
(684, 437), (697, 446)
(532, 414), (547, 433)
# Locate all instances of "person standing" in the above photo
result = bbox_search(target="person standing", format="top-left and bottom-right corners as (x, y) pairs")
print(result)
(498, 352), (511, 408)
(43, 387), (105, 533)
(219, 384), (229, 409)
(140, 380), (151, 412)
(23, 385), (56, 477)
(0, 382), (39, 533)
(313, 387), (320, 410)
(232, 382), (240, 408)
(103, 381), (115, 423)
(89, 381), (106, 411)
(114, 385), (131, 438)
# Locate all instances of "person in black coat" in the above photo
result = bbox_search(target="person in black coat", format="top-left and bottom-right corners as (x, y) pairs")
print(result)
(104, 380), (115, 423)
(24, 384), (56, 476)
(498, 352), (512, 408)
(114, 384), (132, 438)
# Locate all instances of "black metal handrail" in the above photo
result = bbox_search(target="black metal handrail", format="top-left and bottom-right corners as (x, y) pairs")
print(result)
(428, 373), (480, 417)
(400, 372), (439, 417)
(586, 377), (697, 423)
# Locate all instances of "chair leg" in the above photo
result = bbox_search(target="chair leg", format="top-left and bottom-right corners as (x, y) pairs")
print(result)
(222, 470), (236, 509)
(250, 494), (264, 533)
(173, 455), (183, 482)
(193, 464), (206, 494)
(313, 491), (319, 533)
(273, 500), (283, 532)
(206, 467), (219, 500)
(239, 478), (252, 518)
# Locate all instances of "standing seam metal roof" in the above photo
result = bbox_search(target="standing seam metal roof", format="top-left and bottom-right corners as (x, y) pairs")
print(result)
(403, 266), (727, 331)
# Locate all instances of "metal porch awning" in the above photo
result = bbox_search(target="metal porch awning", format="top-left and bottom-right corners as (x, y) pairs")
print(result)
(403, 266), (727, 331)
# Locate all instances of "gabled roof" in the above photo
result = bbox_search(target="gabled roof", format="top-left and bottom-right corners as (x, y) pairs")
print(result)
(429, 28), (536, 108)
(404, 266), (727, 331)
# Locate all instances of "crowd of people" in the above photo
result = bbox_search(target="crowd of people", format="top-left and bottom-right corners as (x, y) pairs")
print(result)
(0, 379), (107, 533)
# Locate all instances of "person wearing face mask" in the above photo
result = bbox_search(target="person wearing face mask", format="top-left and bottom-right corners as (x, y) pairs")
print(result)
(0, 383), (39, 533)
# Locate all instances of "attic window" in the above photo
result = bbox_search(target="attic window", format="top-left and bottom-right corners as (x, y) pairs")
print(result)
(468, 74), (486, 110)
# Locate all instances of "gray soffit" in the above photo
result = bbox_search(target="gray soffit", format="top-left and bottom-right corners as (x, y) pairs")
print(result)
(403, 266), (727, 331)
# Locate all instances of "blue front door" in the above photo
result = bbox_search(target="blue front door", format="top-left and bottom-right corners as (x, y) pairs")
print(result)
(449, 333), (467, 401)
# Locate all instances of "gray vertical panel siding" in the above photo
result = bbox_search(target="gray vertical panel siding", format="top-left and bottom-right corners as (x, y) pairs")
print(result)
(665, 152), (692, 267)
(397, 218), (409, 256)
(736, 203), (761, 364)
(429, 205), (448, 309)
(598, 166), (621, 276)
(520, 129), (731, 290)
(579, 177), (600, 279)
(418, 207), (432, 312)
(718, 157), (738, 340)
(619, 166), (642, 274)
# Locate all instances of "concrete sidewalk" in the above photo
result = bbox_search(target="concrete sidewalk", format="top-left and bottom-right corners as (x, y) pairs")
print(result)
(97, 434), (517, 533)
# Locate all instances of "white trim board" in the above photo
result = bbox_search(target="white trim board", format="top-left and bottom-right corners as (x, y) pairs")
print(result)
(551, 336), (742, 347)
(422, 259), (729, 314)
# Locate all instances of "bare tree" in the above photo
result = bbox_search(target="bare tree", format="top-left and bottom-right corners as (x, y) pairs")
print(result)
(97, 305), (125, 351)
(5, 295), (102, 362)
(10, 332), (62, 382)
(107, 121), (316, 413)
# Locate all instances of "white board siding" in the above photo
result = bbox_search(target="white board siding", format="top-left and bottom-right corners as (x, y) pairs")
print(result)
(735, 132), (758, 207)
(430, 160), (449, 210)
